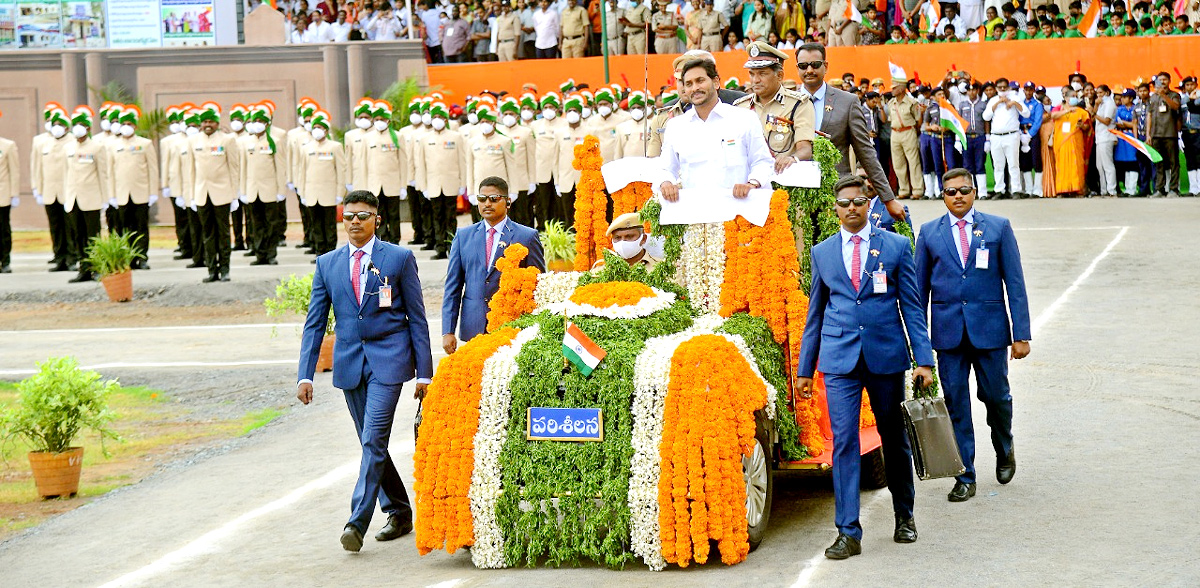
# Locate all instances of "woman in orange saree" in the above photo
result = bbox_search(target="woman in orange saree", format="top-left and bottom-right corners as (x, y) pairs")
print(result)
(1050, 89), (1091, 197)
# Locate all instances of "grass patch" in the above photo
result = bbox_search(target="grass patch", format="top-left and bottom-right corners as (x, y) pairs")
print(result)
(241, 408), (283, 435)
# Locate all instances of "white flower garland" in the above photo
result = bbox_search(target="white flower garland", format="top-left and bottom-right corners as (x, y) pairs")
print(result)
(553, 286), (677, 320)
(679, 223), (725, 315)
(533, 271), (583, 309)
(468, 324), (541, 569)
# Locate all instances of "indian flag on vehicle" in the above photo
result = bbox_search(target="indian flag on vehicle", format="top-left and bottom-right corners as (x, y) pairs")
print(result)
(563, 322), (606, 376)
(1109, 129), (1163, 163)
(937, 97), (968, 152)
(1078, 0), (1102, 37)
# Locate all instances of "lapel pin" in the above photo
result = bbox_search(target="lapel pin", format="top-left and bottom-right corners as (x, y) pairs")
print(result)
(973, 230), (983, 237)
(870, 249), (880, 257)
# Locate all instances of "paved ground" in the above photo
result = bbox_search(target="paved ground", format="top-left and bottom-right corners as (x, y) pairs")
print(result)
(1, 199), (1197, 587)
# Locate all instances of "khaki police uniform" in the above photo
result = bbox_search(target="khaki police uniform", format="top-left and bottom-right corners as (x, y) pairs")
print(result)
(553, 121), (591, 224)
(697, 8), (728, 53)
(239, 128), (289, 263)
(826, 0), (860, 47)
(531, 115), (565, 229)
(646, 101), (685, 157)
(735, 87), (815, 155)
(109, 135), (160, 262)
(0, 136), (17, 270)
(606, 5), (625, 55)
(399, 123), (432, 245)
(188, 130), (241, 278)
(297, 137), (346, 255)
(344, 126), (371, 191)
(63, 136), (111, 278)
(414, 126), (467, 255)
(888, 91), (924, 198)
(586, 111), (625, 162)
(561, 5), (590, 58)
(615, 117), (651, 158)
(652, 7), (678, 56)
(496, 11), (523, 61)
(623, 2), (651, 54)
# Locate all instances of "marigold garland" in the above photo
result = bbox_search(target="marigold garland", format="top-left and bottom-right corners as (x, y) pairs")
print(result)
(568, 280), (655, 308)
(486, 243), (540, 331)
(719, 189), (800, 346)
(414, 327), (520, 556)
(612, 181), (654, 232)
(572, 135), (609, 271)
(657, 335), (767, 567)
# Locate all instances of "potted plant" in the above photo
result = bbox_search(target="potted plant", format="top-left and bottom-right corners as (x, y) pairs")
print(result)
(265, 273), (337, 372)
(0, 357), (121, 498)
(84, 232), (144, 302)
(540, 220), (577, 272)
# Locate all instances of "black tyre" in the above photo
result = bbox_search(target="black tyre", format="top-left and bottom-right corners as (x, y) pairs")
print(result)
(861, 446), (887, 490)
(745, 410), (774, 551)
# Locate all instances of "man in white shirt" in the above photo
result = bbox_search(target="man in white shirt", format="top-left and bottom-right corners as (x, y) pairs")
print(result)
(982, 78), (1029, 198)
(418, 0), (444, 62)
(936, 3), (966, 39)
(532, 0), (561, 58)
(658, 59), (774, 201)
(1092, 84), (1118, 197)
(307, 10), (332, 42)
(327, 9), (353, 41)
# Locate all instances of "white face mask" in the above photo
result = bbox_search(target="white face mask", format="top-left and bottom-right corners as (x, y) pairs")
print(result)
(72, 125), (89, 138)
(598, 105), (613, 117)
(501, 114), (517, 127)
(566, 111), (581, 124)
(431, 118), (446, 131)
(957, 82), (968, 94)
(298, 116), (307, 126)
(410, 113), (422, 125)
(581, 107), (592, 118)
(50, 125), (67, 139)
(311, 127), (327, 140)
(120, 124), (135, 137)
(630, 108), (645, 121)
(520, 109), (534, 121)
(543, 109), (557, 120)
(1071, 81), (1083, 92)
(468, 112), (480, 124)
(613, 238), (644, 259)
(168, 122), (180, 134)
(479, 121), (495, 135)
(421, 113), (433, 126)
(304, 121), (313, 132)
(44, 121), (52, 132)
(186, 126), (200, 136)
(100, 119), (111, 132)
(356, 117), (372, 129)
(373, 119), (390, 132)
(230, 120), (244, 132)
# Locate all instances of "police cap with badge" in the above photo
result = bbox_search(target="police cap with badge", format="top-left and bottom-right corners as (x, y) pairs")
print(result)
(743, 40), (788, 70)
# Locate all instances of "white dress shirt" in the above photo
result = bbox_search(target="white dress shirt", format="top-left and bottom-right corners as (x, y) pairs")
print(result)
(840, 224), (872, 284)
(982, 92), (1030, 134)
(483, 216), (509, 267)
(327, 21), (353, 42)
(1094, 96), (1117, 143)
(660, 101), (775, 190)
(936, 14), (965, 38)
(533, 7), (560, 49)
(947, 208), (976, 265)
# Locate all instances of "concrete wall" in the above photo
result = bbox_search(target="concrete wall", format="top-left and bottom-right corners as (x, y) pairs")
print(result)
(0, 41), (427, 229)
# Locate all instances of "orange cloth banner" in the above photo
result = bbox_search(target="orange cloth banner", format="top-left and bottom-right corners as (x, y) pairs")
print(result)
(427, 37), (1200, 102)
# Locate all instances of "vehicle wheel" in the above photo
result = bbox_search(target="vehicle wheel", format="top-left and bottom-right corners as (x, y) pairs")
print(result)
(861, 446), (887, 490)
(745, 410), (773, 552)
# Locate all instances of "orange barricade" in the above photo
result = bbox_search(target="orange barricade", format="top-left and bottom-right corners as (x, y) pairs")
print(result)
(427, 37), (1200, 101)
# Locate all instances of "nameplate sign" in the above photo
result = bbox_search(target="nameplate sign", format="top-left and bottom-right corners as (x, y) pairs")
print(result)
(526, 407), (603, 442)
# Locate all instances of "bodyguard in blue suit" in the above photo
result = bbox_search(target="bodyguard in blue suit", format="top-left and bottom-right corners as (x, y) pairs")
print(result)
(916, 168), (1031, 503)
(296, 191), (434, 552)
(798, 175), (935, 560)
(442, 176), (545, 354)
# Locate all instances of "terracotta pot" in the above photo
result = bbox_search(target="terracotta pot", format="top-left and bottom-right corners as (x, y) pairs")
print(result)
(101, 270), (133, 303)
(28, 447), (84, 498)
(547, 259), (574, 272)
(316, 333), (335, 373)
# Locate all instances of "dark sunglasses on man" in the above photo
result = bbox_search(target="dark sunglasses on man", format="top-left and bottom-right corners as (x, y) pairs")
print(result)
(835, 196), (870, 208)
(942, 186), (975, 196)
(475, 194), (507, 204)
(796, 60), (826, 71)
(342, 211), (377, 221)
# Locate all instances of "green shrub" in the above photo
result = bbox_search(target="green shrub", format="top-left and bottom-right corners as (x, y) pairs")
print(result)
(540, 220), (577, 262)
(84, 232), (144, 278)
(264, 273), (335, 335)
(0, 357), (122, 456)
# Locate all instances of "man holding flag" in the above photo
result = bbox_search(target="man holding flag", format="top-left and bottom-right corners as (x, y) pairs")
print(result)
(957, 82), (990, 198)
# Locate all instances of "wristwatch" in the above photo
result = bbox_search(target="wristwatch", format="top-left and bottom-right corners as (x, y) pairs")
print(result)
(748, 179), (761, 188)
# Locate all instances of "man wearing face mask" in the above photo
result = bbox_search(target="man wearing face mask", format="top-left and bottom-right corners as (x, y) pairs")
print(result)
(63, 106), (111, 283)
(107, 106), (159, 270)
(620, 0), (651, 54)
(33, 104), (78, 272)
(287, 99), (318, 253)
(465, 104), (513, 225)
(591, 212), (659, 271)
(983, 78), (1029, 199)
(501, 98), (537, 226)
(98, 106), (124, 235)
(160, 106), (194, 263)
(531, 93), (565, 230)
(1018, 81), (1046, 199)
(399, 98), (432, 249)
(297, 111), (347, 258)
(615, 91), (652, 158)
(586, 88), (626, 162)
(553, 95), (592, 224)
(239, 103), (288, 266)
(228, 104), (250, 253)
(188, 102), (242, 283)
(414, 102), (466, 260)
(179, 108), (208, 269)
(344, 99), (374, 198)
(364, 101), (404, 244)
(496, 0), (522, 61)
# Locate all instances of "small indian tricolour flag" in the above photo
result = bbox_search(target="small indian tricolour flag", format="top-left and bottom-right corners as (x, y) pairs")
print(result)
(845, 1), (862, 24)
(1109, 130), (1163, 163)
(563, 322), (606, 376)
(967, 25), (986, 42)
(937, 97), (969, 152)
(1079, 0), (1102, 37)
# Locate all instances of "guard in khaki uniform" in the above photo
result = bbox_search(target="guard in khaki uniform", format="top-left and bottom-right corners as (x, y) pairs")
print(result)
(697, 0), (727, 53)
(188, 102), (242, 283)
(227, 104), (250, 252)
(496, 1), (522, 62)
(652, 0), (679, 56)
(496, 99), (538, 226)
(647, 89), (682, 157)
(400, 98), (432, 248)
(179, 107), (208, 267)
(590, 212), (660, 271)
(62, 106), (111, 283)
(621, 0), (651, 54)
(465, 105), (514, 219)
(96, 106), (122, 234)
(107, 106), (160, 269)
(296, 111), (346, 257)
(34, 105), (77, 271)
(531, 93), (566, 230)
(605, 0), (625, 55)
(0, 115), (19, 274)
(554, 95), (592, 224)
(615, 91), (652, 158)
(888, 77), (924, 199)
(287, 99), (318, 252)
(586, 88), (626, 162)
(160, 106), (194, 262)
(561, 0), (590, 58)
(344, 98), (374, 194)
(414, 102), (467, 260)
(365, 101), (405, 244)
(239, 103), (288, 265)
(733, 41), (815, 170)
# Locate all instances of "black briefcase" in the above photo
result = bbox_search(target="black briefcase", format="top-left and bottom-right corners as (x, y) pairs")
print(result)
(901, 394), (966, 481)
(414, 398), (423, 443)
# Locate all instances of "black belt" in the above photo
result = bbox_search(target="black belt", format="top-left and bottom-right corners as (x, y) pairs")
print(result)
(499, 39), (515, 43)
(564, 34), (584, 39)
(993, 130), (1018, 136)
(966, 132), (981, 137)
(625, 30), (645, 35)
(703, 32), (721, 37)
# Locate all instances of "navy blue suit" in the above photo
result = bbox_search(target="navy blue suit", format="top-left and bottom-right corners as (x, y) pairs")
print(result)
(916, 210), (1030, 484)
(799, 227), (934, 541)
(868, 197), (911, 234)
(442, 218), (545, 341)
(299, 238), (434, 533)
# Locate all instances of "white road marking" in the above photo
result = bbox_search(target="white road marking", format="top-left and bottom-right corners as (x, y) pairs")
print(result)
(0, 359), (298, 377)
(1013, 225), (1126, 231)
(426, 580), (465, 588)
(0, 323), (303, 335)
(790, 225), (1129, 587)
(96, 460), (359, 588)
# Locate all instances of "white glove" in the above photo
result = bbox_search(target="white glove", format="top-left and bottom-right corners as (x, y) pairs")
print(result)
(190, 202), (198, 211)
(35, 193), (44, 206)
(408, 180), (416, 188)
(345, 184), (353, 192)
(239, 193), (249, 203)
(300, 197), (308, 206)
(175, 197), (185, 208)
(1020, 144), (1031, 153)
(230, 199), (239, 212)
(149, 194), (158, 206)
(276, 193), (287, 202)
(421, 191), (433, 201)
(509, 191), (519, 203)
(984, 139), (992, 151)
(459, 186), (467, 196)
(9, 197), (18, 208)
(163, 187), (171, 199)
(336, 195), (344, 204)
(286, 181), (295, 191)
(528, 183), (537, 193)
(1020, 132), (1031, 146)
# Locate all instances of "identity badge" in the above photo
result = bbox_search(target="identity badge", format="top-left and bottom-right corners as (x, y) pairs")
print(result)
(378, 285), (392, 308)
(976, 244), (989, 270)
(872, 264), (887, 294)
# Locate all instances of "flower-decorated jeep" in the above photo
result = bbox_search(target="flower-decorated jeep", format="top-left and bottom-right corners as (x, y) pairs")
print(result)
(413, 137), (893, 570)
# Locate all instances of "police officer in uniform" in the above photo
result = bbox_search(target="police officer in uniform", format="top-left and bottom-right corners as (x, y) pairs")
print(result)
(465, 104), (516, 221)
(696, 0), (728, 53)
(63, 106), (111, 283)
(160, 107), (194, 262)
(496, 1), (522, 61)
(34, 105), (77, 271)
(591, 212), (660, 271)
(554, 95), (592, 224)
(560, 0), (590, 58)
(733, 41), (816, 172)
(652, 0), (679, 56)
(621, 0), (651, 54)
(108, 106), (159, 269)
(188, 102), (241, 283)
(297, 110), (346, 257)
(287, 99), (318, 253)
(414, 102), (467, 260)
(586, 88), (626, 162)
(228, 104), (250, 252)
(888, 76), (924, 199)
(239, 103), (288, 266)
(344, 99), (375, 201)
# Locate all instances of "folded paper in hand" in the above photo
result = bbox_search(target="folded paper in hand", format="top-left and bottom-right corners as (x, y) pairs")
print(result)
(657, 187), (774, 227)
(769, 160), (821, 188)
(601, 156), (672, 193)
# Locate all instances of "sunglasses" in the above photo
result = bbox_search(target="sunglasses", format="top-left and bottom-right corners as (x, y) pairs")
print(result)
(475, 194), (507, 204)
(835, 197), (870, 208)
(796, 60), (826, 71)
(342, 211), (377, 221)
(942, 186), (976, 196)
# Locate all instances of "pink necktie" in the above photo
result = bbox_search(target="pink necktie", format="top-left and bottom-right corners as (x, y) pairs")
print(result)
(956, 219), (969, 267)
(486, 227), (496, 266)
(352, 249), (364, 303)
(850, 235), (862, 290)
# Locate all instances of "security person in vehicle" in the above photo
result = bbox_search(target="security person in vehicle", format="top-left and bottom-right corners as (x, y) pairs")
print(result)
(734, 41), (816, 172)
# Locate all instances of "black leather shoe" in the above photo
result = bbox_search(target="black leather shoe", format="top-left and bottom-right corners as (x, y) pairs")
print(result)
(341, 525), (364, 552)
(421, 243), (437, 251)
(68, 272), (94, 283)
(0, 265), (10, 274)
(997, 449), (1016, 485)
(232, 243), (246, 251)
(186, 261), (206, 268)
(50, 263), (69, 272)
(249, 259), (270, 266)
(374, 514), (413, 542)
(407, 239), (424, 246)
(894, 517), (917, 543)
(243, 250), (256, 257)
(948, 481), (977, 502)
(202, 273), (219, 283)
(219, 272), (230, 282)
(173, 253), (191, 260)
(824, 533), (862, 560)
(433, 251), (448, 260)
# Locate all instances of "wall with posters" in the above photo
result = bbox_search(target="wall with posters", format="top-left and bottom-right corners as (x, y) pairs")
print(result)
(0, 0), (234, 48)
